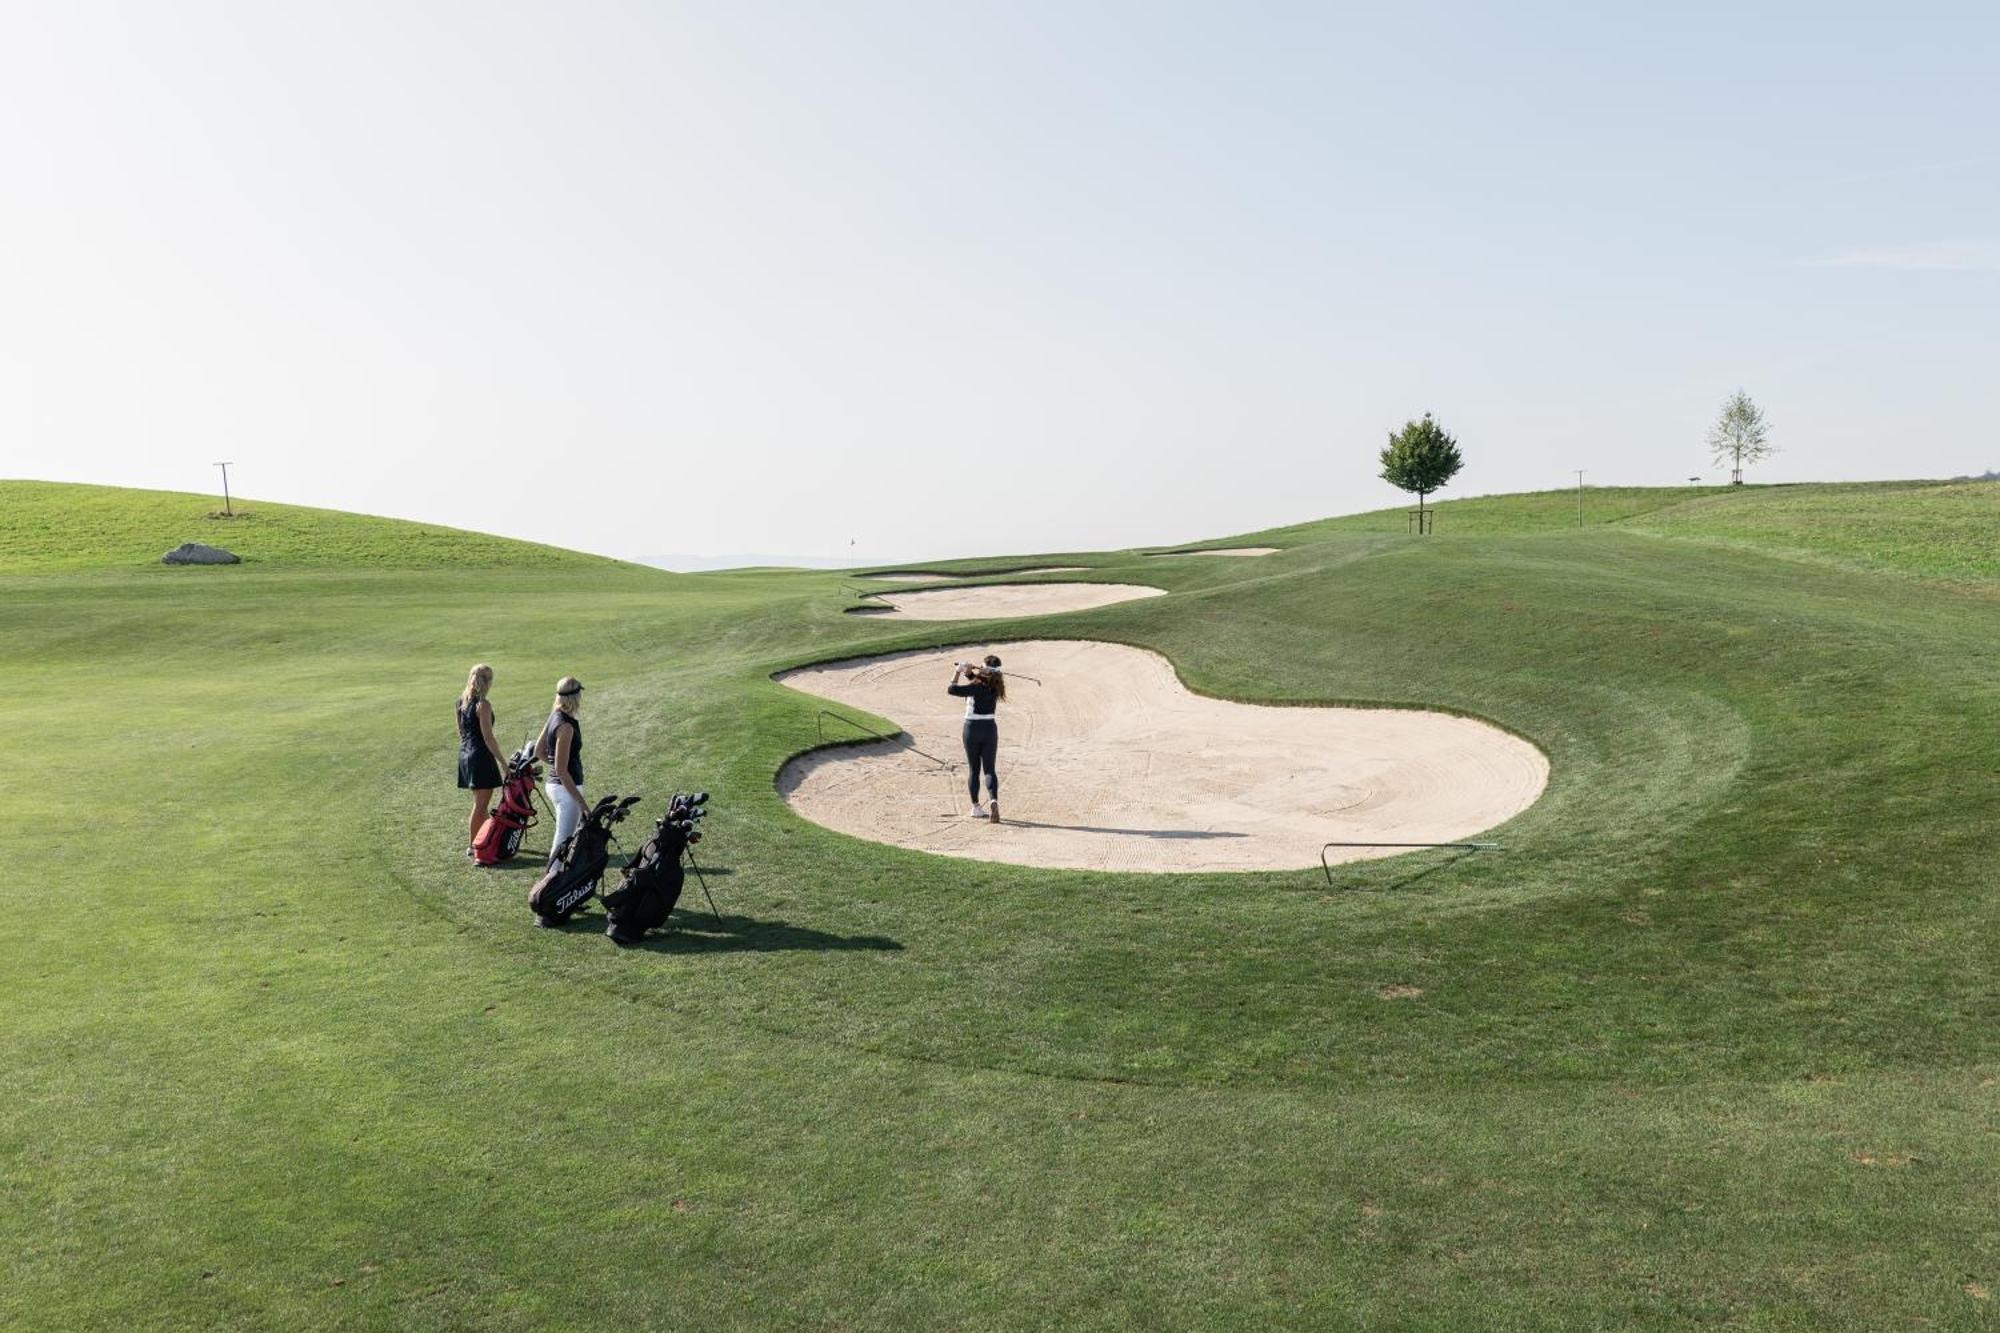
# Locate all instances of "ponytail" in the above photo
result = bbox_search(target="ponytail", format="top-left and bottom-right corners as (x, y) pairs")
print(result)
(460, 663), (493, 710)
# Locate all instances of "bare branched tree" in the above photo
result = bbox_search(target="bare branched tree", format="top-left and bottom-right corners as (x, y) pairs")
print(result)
(1707, 391), (1773, 485)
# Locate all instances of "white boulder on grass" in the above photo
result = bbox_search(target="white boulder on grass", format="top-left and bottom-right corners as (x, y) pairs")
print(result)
(162, 542), (240, 565)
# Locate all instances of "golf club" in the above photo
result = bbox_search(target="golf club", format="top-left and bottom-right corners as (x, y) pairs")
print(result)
(956, 660), (1040, 685)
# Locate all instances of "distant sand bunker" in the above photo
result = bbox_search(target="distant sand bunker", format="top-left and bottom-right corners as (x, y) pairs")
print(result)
(859, 566), (1088, 582)
(1150, 547), (1281, 558)
(776, 642), (1547, 872)
(852, 583), (1165, 621)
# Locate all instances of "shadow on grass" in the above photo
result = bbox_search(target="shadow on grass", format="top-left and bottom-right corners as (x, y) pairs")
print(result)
(636, 910), (902, 955)
(1324, 848), (1481, 894)
(468, 857), (549, 877)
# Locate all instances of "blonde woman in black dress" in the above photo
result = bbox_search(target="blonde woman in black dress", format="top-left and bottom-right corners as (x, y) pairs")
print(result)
(456, 663), (507, 855)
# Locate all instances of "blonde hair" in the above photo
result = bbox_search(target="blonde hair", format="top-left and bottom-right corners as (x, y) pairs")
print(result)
(459, 663), (493, 710)
(552, 675), (583, 715)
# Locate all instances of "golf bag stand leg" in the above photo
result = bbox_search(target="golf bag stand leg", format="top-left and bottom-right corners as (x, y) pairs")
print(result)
(683, 848), (721, 920)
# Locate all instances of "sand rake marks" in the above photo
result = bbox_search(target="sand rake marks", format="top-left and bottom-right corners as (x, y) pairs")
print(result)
(814, 709), (962, 819)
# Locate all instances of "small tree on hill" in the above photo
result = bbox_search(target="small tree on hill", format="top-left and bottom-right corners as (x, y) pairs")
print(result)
(1379, 413), (1463, 532)
(1707, 390), (1773, 485)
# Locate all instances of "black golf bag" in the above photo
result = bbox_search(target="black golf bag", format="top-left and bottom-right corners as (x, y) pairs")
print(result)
(602, 792), (710, 946)
(528, 794), (640, 926)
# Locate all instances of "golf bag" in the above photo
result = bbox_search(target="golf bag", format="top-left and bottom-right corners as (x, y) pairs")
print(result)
(603, 792), (710, 946)
(528, 794), (640, 926)
(471, 743), (542, 866)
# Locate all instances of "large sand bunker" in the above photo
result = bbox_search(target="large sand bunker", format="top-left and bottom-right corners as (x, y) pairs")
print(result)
(851, 583), (1165, 621)
(1150, 547), (1281, 558)
(776, 642), (1547, 872)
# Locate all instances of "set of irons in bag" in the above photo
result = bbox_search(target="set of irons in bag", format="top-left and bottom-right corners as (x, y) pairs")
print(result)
(530, 789), (714, 945)
(472, 742), (716, 946)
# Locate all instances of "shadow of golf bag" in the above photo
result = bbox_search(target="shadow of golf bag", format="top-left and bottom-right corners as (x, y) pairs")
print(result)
(471, 743), (542, 866)
(603, 792), (709, 946)
(529, 794), (640, 926)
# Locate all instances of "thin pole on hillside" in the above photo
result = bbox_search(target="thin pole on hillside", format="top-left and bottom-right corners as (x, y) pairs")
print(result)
(214, 462), (235, 516)
(1574, 470), (1585, 528)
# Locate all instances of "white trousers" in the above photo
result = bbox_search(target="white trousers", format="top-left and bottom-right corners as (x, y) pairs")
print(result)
(546, 782), (585, 854)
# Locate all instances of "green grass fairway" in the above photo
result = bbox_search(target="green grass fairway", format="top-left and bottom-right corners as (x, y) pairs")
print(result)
(4, 479), (1996, 1329)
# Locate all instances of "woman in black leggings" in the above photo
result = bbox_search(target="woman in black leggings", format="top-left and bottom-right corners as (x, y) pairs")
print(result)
(948, 654), (1006, 823)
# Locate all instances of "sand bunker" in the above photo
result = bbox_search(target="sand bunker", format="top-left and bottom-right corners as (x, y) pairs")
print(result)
(859, 566), (1088, 582)
(777, 642), (1547, 872)
(851, 583), (1165, 621)
(1149, 547), (1281, 558)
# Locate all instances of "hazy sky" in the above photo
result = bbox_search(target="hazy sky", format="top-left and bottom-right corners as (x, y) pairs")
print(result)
(4, 3), (1995, 564)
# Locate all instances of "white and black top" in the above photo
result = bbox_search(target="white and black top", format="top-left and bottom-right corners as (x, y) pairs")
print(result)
(947, 678), (1000, 725)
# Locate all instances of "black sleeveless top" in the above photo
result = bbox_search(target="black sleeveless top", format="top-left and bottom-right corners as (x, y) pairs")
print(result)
(457, 697), (483, 755)
(542, 709), (583, 785)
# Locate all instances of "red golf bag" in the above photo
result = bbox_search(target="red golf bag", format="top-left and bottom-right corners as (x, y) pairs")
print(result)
(472, 745), (542, 866)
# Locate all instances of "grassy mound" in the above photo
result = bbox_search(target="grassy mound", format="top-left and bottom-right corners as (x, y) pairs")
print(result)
(1626, 479), (2000, 581)
(2, 480), (1994, 1328)
(0, 480), (623, 573)
(1256, 482), (1720, 537)
(1226, 478), (2000, 583)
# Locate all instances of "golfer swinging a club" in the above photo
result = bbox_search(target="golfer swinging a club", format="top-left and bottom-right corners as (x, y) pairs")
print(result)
(539, 676), (586, 865)
(948, 654), (1006, 822)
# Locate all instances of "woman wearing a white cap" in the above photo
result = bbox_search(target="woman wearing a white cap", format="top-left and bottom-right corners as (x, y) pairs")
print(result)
(539, 676), (587, 861)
